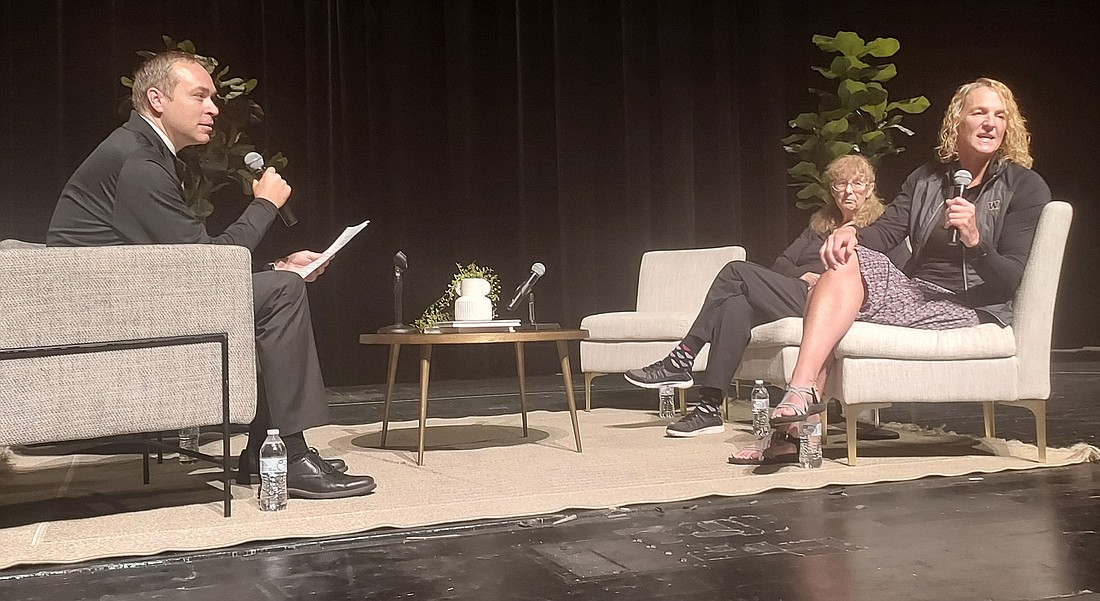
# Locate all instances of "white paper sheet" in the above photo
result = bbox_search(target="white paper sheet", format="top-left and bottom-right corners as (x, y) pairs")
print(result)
(290, 219), (370, 279)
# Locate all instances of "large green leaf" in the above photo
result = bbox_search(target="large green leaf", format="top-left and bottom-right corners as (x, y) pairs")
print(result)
(824, 141), (856, 157)
(790, 112), (821, 130)
(797, 182), (828, 199)
(861, 37), (900, 58)
(869, 63), (897, 82)
(789, 161), (820, 177)
(886, 95), (931, 114)
(822, 117), (849, 135)
(814, 31), (867, 56)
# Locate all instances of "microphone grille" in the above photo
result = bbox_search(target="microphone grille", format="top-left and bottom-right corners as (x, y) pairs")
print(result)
(531, 262), (546, 276)
(244, 152), (265, 171)
(953, 169), (974, 186)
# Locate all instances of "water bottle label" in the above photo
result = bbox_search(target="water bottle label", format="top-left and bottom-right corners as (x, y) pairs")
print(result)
(805, 422), (821, 436)
(752, 397), (768, 411)
(260, 457), (286, 474)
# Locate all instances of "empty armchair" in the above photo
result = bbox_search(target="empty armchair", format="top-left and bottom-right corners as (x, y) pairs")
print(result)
(579, 245), (746, 411)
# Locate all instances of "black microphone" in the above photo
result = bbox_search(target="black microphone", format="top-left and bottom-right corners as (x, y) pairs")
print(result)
(244, 152), (297, 227)
(506, 262), (546, 312)
(948, 169), (973, 246)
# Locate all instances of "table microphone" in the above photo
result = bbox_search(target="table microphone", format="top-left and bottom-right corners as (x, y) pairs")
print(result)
(506, 262), (546, 312)
(244, 152), (297, 227)
(948, 169), (973, 246)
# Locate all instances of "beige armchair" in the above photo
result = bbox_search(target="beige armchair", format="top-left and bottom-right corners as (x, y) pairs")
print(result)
(734, 201), (1073, 464)
(0, 241), (259, 516)
(579, 245), (746, 411)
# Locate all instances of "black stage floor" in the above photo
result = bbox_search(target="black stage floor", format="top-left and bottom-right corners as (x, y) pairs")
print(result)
(2, 360), (1099, 601)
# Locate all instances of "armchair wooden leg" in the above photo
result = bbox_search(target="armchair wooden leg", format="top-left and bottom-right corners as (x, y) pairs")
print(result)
(678, 388), (687, 415)
(1001, 400), (1047, 462)
(983, 402), (997, 438)
(846, 413), (858, 467)
(584, 372), (604, 412)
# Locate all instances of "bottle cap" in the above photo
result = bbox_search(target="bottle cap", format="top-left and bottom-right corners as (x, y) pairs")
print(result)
(754, 379), (764, 384)
(267, 428), (280, 436)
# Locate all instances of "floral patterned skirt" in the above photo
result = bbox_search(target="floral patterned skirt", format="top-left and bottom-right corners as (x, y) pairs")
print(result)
(854, 246), (979, 330)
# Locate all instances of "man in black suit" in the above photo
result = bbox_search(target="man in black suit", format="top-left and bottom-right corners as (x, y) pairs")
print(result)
(47, 50), (376, 499)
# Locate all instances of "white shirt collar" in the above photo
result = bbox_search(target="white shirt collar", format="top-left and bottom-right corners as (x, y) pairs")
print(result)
(138, 113), (177, 156)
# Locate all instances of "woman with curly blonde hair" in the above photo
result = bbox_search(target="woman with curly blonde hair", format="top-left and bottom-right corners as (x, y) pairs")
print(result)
(731, 77), (1052, 464)
(625, 154), (891, 442)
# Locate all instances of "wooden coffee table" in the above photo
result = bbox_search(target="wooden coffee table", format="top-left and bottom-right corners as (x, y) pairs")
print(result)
(358, 329), (588, 465)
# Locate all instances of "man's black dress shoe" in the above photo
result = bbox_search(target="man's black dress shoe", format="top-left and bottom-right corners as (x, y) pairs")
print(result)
(236, 448), (348, 485)
(286, 449), (377, 499)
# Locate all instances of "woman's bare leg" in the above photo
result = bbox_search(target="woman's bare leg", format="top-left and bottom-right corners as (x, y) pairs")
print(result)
(773, 255), (864, 419)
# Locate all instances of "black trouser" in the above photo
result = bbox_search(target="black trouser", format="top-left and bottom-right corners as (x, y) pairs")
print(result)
(246, 271), (330, 445)
(687, 261), (808, 403)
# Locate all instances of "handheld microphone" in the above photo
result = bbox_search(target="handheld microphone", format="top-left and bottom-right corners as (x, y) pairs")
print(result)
(948, 169), (973, 246)
(506, 262), (546, 312)
(244, 152), (297, 227)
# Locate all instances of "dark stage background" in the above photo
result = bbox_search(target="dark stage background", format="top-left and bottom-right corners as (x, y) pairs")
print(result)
(2, 1), (1097, 386)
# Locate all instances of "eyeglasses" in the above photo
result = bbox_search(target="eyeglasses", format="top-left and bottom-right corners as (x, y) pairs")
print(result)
(830, 180), (868, 192)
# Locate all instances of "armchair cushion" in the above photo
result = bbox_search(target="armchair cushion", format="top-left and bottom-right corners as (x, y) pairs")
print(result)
(580, 311), (697, 341)
(746, 317), (1016, 360)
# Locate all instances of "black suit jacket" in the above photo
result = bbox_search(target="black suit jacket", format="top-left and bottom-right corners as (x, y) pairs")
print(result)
(47, 111), (277, 249)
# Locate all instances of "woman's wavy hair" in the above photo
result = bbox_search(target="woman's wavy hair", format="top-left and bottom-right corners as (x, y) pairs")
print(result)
(935, 77), (1032, 168)
(810, 154), (885, 235)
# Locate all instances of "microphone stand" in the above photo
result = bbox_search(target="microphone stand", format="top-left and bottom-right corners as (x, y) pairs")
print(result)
(517, 291), (560, 331)
(378, 252), (416, 334)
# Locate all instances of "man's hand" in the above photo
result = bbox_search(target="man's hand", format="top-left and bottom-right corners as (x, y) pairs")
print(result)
(252, 168), (292, 209)
(945, 196), (980, 247)
(798, 272), (821, 288)
(820, 225), (858, 270)
(275, 250), (329, 282)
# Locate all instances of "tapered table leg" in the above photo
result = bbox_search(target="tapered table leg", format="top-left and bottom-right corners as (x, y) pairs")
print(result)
(380, 343), (401, 448)
(556, 340), (582, 453)
(418, 344), (432, 466)
(514, 342), (529, 436)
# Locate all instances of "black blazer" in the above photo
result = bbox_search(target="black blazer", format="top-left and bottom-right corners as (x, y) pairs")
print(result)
(47, 111), (277, 250)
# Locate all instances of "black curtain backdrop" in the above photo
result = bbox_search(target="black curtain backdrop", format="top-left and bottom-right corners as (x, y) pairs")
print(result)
(2, 0), (1097, 386)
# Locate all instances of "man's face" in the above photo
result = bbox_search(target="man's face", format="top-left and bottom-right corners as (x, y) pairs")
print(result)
(154, 61), (219, 149)
(956, 86), (1006, 163)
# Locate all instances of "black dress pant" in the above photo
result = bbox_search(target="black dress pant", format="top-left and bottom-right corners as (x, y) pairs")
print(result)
(688, 261), (809, 400)
(249, 270), (330, 438)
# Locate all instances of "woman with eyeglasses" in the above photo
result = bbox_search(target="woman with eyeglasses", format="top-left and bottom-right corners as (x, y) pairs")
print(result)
(625, 154), (888, 446)
(736, 77), (1052, 463)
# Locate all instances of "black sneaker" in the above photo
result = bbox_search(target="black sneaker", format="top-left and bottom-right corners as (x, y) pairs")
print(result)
(665, 405), (724, 438)
(624, 361), (693, 389)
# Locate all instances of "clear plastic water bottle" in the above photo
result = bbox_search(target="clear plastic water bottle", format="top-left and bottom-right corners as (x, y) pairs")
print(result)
(799, 418), (823, 469)
(259, 429), (288, 511)
(750, 380), (770, 437)
(178, 425), (200, 464)
(658, 385), (676, 419)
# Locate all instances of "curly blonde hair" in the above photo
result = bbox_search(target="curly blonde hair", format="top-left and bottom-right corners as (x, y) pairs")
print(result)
(810, 154), (885, 235)
(935, 77), (1032, 168)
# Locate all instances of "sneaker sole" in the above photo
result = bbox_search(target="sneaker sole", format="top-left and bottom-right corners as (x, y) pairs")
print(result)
(623, 374), (694, 389)
(665, 424), (725, 438)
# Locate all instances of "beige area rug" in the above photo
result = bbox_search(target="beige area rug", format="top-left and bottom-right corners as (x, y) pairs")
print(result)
(1, 407), (1097, 569)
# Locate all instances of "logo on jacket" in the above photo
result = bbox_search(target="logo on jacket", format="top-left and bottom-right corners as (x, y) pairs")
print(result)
(987, 198), (1001, 212)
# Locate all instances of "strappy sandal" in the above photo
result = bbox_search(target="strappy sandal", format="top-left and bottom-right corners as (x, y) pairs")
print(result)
(728, 429), (800, 465)
(768, 385), (826, 426)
